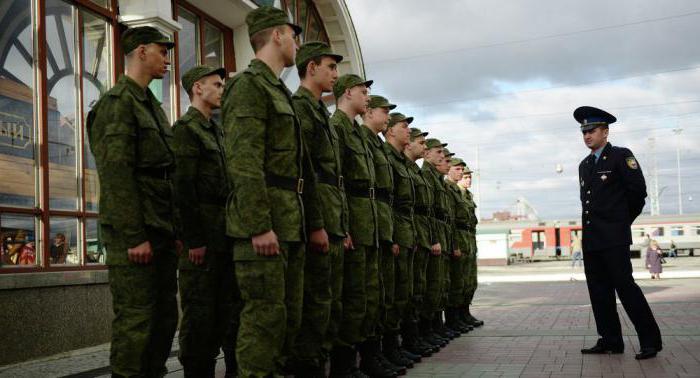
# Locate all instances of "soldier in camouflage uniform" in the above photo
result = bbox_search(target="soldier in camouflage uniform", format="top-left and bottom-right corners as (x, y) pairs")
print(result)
(86, 26), (178, 377)
(444, 157), (474, 335)
(287, 41), (345, 377)
(458, 165), (484, 328)
(172, 65), (238, 377)
(330, 74), (386, 377)
(421, 139), (454, 344)
(403, 128), (440, 356)
(221, 7), (325, 376)
(360, 98), (409, 376)
(383, 113), (425, 368)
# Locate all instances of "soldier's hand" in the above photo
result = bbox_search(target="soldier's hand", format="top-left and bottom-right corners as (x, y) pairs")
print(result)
(453, 249), (462, 258)
(431, 243), (441, 256)
(310, 228), (330, 254)
(128, 241), (153, 264)
(252, 230), (279, 256)
(189, 246), (207, 265)
(344, 233), (355, 251)
(392, 244), (400, 257)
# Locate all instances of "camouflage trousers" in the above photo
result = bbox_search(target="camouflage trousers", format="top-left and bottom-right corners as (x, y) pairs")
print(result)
(440, 253), (451, 309)
(233, 239), (304, 377)
(290, 236), (344, 369)
(422, 252), (444, 319)
(177, 247), (239, 375)
(464, 235), (479, 305)
(378, 242), (396, 335)
(336, 244), (379, 347)
(411, 247), (430, 321)
(448, 254), (466, 307)
(393, 246), (414, 331)
(104, 227), (178, 378)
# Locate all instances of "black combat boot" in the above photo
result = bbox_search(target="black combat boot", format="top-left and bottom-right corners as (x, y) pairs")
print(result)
(433, 312), (455, 340)
(466, 305), (484, 327)
(420, 317), (446, 348)
(359, 338), (399, 377)
(330, 346), (357, 378)
(401, 320), (432, 357)
(382, 333), (414, 370)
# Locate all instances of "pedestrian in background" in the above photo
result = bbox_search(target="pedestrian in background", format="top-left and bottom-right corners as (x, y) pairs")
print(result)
(646, 240), (663, 280)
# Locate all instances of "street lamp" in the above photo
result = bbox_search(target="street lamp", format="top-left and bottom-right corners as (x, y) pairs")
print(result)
(672, 128), (683, 215)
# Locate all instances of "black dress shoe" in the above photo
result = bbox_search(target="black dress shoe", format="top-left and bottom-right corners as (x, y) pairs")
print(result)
(581, 340), (624, 354)
(635, 347), (658, 360)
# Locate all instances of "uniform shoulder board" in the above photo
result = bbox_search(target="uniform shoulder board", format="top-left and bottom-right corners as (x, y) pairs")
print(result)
(626, 156), (639, 170)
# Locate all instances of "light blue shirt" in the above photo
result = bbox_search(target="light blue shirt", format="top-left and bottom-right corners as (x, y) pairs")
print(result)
(592, 145), (605, 163)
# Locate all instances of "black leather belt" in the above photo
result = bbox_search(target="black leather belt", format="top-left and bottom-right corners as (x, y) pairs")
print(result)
(346, 184), (375, 199)
(375, 188), (392, 206)
(266, 174), (304, 194)
(136, 166), (173, 180)
(317, 170), (344, 189)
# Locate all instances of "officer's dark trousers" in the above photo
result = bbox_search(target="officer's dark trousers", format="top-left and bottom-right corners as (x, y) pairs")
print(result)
(583, 245), (662, 349)
(233, 239), (305, 377)
(178, 247), (238, 376)
(106, 230), (178, 378)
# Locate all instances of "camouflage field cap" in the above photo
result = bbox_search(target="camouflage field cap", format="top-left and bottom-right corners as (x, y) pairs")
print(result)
(333, 74), (373, 99)
(442, 148), (455, 157)
(295, 41), (343, 70)
(463, 164), (473, 174)
(247, 6), (302, 37)
(410, 127), (428, 138)
(387, 112), (414, 127)
(425, 138), (447, 149)
(368, 95), (396, 110)
(181, 65), (226, 94)
(449, 157), (466, 167)
(122, 26), (175, 54)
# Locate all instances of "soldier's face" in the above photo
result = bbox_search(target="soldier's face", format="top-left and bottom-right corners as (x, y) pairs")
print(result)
(394, 121), (411, 146)
(277, 25), (298, 67)
(311, 56), (339, 93)
(144, 44), (170, 79)
(349, 85), (370, 115)
(460, 174), (472, 189)
(424, 147), (442, 164)
(196, 74), (224, 109)
(449, 165), (464, 181)
(436, 157), (449, 174)
(582, 126), (608, 150)
(369, 107), (390, 131)
(406, 136), (426, 160)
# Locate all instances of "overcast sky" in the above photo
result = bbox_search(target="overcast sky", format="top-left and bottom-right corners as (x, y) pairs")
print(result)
(346, 0), (700, 220)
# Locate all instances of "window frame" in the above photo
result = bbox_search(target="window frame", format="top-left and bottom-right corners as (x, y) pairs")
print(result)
(173, 0), (235, 118)
(0, 0), (118, 274)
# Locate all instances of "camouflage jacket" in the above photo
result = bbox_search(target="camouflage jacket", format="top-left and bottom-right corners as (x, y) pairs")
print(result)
(362, 126), (393, 244)
(292, 86), (348, 238)
(421, 162), (449, 249)
(385, 143), (415, 248)
(332, 109), (377, 247)
(407, 160), (434, 250)
(221, 59), (322, 247)
(86, 75), (177, 251)
(446, 179), (469, 252)
(172, 106), (230, 252)
(463, 188), (478, 234)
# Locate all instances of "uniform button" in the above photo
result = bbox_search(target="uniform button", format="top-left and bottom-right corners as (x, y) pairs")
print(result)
(587, 190), (591, 194)
(585, 211), (589, 214)
(586, 221), (590, 224)
(586, 200), (590, 204)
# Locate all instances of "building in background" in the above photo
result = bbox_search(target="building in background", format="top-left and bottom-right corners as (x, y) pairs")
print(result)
(0, 0), (363, 365)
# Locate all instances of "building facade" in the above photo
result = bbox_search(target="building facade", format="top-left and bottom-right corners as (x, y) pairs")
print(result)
(0, 0), (363, 365)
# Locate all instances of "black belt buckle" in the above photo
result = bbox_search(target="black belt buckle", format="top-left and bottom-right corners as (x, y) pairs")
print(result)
(297, 179), (304, 194)
(338, 175), (344, 190)
(369, 187), (375, 200)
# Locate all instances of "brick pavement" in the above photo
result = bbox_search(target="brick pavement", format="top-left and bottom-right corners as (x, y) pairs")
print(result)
(2, 278), (699, 377)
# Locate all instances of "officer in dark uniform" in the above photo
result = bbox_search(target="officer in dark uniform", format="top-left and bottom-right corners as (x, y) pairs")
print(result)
(576, 106), (662, 360)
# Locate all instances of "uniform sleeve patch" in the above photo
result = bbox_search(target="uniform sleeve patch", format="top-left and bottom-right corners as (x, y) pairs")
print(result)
(626, 157), (639, 170)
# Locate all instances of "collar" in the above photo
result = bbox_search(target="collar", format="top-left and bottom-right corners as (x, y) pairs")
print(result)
(591, 142), (610, 161)
(120, 75), (149, 102)
(184, 106), (216, 129)
(295, 86), (319, 103)
(250, 59), (283, 87)
(361, 125), (382, 147)
(386, 142), (405, 161)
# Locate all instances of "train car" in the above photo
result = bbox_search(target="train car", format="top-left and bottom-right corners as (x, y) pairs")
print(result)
(497, 214), (699, 261)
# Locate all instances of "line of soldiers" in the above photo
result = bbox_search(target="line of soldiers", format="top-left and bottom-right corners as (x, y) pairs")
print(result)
(86, 6), (482, 378)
